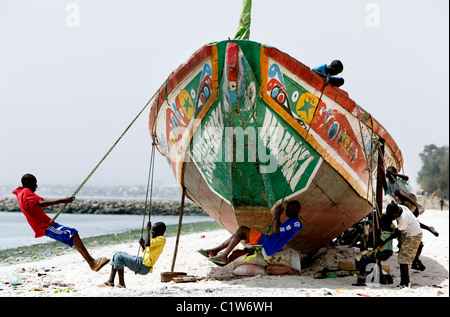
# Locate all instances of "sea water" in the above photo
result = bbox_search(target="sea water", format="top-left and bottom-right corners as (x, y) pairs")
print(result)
(0, 212), (213, 250)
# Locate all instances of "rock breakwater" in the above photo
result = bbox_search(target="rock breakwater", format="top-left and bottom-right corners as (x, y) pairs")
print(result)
(0, 198), (206, 216)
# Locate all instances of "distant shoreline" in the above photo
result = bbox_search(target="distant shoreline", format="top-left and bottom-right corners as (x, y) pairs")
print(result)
(2, 193), (447, 216)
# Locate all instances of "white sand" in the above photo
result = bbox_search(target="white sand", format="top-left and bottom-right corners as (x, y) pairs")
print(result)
(0, 209), (448, 298)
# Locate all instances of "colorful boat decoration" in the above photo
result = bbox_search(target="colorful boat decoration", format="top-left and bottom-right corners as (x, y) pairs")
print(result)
(148, 10), (402, 259)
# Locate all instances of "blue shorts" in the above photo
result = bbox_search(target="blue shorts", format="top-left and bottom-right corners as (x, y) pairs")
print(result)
(45, 222), (78, 247)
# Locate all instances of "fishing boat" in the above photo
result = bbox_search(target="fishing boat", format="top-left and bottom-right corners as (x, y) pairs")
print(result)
(148, 1), (402, 259)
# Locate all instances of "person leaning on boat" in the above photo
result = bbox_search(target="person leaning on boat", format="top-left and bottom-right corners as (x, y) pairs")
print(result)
(385, 202), (423, 287)
(312, 60), (344, 87)
(383, 166), (424, 215)
(197, 201), (303, 266)
(382, 166), (439, 271)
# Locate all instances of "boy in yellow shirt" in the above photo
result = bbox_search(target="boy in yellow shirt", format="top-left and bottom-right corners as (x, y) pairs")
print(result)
(104, 221), (166, 288)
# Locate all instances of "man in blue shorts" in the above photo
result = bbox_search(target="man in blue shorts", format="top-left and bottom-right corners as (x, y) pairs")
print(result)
(12, 174), (110, 272)
(198, 201), (303, 266)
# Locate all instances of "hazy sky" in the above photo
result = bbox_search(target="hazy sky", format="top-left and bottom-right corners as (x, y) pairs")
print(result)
(1, 0), (448, 192)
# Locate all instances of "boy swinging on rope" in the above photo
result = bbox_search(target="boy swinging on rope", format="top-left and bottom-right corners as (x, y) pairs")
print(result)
(12, 174), (110, 272)
(103, 221), (166, 288)
(198, 201), (303, 266)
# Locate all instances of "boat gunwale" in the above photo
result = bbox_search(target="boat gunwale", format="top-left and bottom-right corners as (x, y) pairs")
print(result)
(149, 40), (403, 171)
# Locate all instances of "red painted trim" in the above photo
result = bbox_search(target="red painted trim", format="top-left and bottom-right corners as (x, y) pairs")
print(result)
(149, 44), (213, 140)
(263, 46), (403, 166)
(226, 43), (240, 82)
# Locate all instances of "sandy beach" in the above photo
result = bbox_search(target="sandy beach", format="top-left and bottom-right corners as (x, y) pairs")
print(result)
(0, 209), (448, 299)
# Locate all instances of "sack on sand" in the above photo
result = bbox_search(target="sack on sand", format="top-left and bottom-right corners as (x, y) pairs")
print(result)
(232, 264), (266, 276)
(266, 265), (299, 275)
(265, 247), (301, 272)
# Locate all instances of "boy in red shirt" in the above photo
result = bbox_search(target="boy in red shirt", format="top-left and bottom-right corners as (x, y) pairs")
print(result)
(13, 174), (110, 272)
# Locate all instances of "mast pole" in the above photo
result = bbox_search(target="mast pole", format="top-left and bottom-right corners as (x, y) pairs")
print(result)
(233, 0), (252, 40)
(170, 188), (186, 272)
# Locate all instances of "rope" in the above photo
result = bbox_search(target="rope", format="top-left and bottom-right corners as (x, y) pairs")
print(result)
(136, 142), (157, 264)
(355, 109), (384, 248)
(370, 121), (379, 247)
(50, 89), (160, 223)
(140, 143), (157, 241)
(356, 107), (376, 237)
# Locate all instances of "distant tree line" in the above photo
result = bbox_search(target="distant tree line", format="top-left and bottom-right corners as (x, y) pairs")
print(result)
(417, 144), (449, 193)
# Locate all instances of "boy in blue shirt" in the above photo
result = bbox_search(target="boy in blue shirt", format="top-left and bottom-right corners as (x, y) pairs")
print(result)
(198, 201), (303, 266)
(312, 60), (344, 87)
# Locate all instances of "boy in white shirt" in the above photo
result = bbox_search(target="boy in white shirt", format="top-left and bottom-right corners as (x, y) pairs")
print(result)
(386, 203), (422, 287)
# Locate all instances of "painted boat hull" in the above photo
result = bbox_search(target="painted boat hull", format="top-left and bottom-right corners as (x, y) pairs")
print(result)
(149, 40), (402, 258)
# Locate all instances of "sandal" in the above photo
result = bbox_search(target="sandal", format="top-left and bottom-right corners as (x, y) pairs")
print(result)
(197, 249), (211, 258)
(93, 257), (110, 272)
(207, 256), (227, 266)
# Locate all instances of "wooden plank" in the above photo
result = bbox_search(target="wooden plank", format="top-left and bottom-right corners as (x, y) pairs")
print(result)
(172, 276), (203, 283)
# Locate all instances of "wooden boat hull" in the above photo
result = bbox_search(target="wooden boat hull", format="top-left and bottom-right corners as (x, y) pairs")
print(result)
(149, 40), (403, 258)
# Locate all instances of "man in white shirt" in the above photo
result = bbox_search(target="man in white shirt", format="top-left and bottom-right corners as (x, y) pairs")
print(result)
(385, 202), (423, 287)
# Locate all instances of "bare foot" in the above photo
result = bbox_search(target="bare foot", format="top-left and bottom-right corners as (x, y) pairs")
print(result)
(429, 226), (439, 237)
